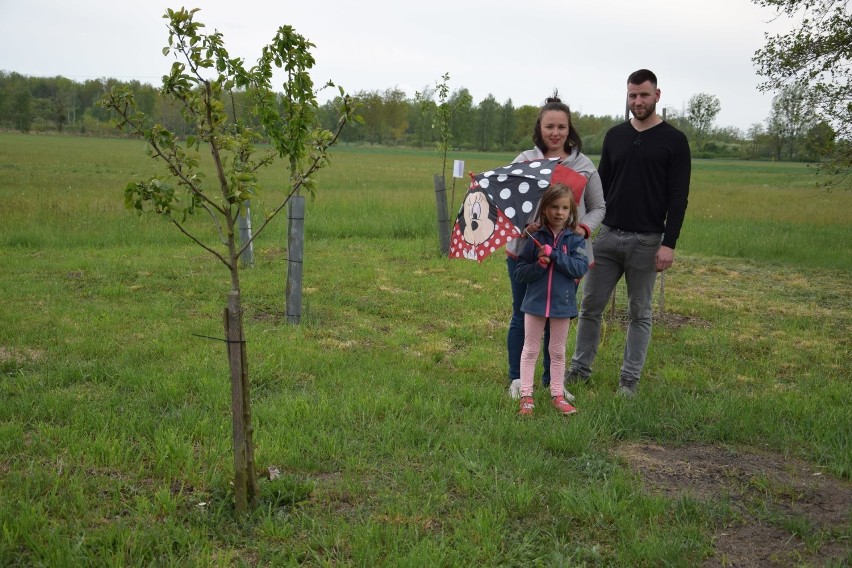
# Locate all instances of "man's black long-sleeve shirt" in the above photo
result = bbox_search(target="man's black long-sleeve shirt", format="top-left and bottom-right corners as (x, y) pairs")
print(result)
(598, 120), (691, 249)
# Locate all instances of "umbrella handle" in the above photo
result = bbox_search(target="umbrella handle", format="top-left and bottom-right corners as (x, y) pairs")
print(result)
(523, 227), (543, 248)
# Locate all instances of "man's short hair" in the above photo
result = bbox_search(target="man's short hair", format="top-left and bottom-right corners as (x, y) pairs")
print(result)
(627, 69), (657, 87)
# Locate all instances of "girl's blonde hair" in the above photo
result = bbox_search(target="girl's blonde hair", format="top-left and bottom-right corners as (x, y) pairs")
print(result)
(536, 183), (579, 231)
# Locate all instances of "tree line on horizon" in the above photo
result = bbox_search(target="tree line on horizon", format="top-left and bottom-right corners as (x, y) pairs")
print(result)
(0, 70), (837, 163)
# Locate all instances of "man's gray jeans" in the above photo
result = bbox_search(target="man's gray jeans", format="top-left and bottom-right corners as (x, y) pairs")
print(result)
(571, 225), (662, 382)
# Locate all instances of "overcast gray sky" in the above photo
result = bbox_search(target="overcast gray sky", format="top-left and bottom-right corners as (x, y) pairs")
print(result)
(0, 0), (795, 132)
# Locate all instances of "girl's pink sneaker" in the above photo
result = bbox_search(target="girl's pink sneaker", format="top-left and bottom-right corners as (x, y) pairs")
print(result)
(551, 395), (578, 416)
(518, 396), (534, 416)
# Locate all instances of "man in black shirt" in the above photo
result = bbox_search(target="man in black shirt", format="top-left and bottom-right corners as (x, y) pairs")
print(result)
(567, 69), (691, 397)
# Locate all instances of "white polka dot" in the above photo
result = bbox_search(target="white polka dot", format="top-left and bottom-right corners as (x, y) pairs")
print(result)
(505, 207), (516, 218)
(511, 169), (523, 175)
(480, 179), (490, 188)
(500, 188), (511, 200)
(495, 238), (501, 245)
(538, 180), (549, 188)
(497, 174), (508, 182)
(541, 169), (552, 174)
(522, 201), (533, 213)
(506, 235), (514, 242)
(483, 170), (495, 177)
(518, 182), (530, 193)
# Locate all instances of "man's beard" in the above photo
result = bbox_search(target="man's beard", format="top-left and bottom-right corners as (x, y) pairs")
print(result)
(631, 101), (656, 121)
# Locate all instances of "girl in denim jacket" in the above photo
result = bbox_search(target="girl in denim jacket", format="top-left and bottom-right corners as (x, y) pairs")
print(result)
(514, 183), (589, 416)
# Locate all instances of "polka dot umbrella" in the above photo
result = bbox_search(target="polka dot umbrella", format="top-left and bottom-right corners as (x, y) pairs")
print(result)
(448, 158), (588, 262)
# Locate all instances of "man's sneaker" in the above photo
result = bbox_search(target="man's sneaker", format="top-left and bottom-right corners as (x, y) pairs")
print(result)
(518, 396), (534, 416)
(617, 377), (638, 398)
(551, 395), (578, 416)
(565, 369), (589, 384)
(563, 388), (575, 403)
(509, 379), (521, 399)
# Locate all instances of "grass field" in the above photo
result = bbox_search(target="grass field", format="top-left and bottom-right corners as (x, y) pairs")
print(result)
(1, 133), (850, 566)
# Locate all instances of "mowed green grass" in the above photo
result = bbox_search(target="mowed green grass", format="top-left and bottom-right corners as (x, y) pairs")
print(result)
(0, 133), (850, 566)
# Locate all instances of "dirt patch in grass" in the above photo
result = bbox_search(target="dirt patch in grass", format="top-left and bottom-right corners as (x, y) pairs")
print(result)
(0, 346), (45, 363)
(607, 311), (711, 330)
(616, 442), (851, 567)
(252, 309), (282, 324)
(655, 311), (711, 329)
(0, 346), (45, 376)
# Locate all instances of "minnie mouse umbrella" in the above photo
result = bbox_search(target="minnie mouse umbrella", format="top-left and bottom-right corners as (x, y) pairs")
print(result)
(448, 159), (587, 262)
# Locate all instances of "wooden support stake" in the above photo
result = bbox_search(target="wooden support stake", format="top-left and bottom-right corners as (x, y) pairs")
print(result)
(223, 292), (259, 513)
(286, 196), (305, 324)
(237, 200), (254, 268)
(225, 292), (251, 514)
(434, 174), (450, 256)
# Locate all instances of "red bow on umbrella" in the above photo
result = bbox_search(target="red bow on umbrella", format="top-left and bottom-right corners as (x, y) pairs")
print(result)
(448, 159), (587, 262)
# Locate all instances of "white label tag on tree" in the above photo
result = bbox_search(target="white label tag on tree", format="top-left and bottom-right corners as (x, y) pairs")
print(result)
(453, 160), (464, 178)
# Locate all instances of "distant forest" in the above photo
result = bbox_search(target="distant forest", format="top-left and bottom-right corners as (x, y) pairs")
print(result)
(0, 71), (832, 162)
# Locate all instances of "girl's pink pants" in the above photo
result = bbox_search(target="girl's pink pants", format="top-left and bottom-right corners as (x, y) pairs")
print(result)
(520, 314), (571, 398)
